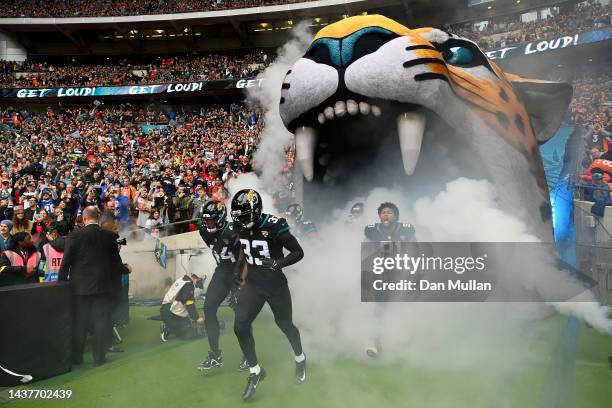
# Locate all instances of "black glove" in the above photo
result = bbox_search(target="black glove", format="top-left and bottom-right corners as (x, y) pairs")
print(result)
(228, 286), (240, 310)
(261, 258), (280, 271)
(232, 273), (243, 287)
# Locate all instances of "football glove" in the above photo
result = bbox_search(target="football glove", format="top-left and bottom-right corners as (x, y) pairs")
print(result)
(228, 287), (240, 310)
(261, 258), (281, 271)
(232, 273), (243, 287)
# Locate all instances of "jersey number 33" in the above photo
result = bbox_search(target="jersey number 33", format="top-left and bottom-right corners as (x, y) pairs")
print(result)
(240, 239), (271, 265)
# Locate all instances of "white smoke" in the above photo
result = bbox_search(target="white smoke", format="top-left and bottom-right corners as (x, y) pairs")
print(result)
(247, 21), (313, 189)
(289, 178), (612, 370)
(225, 172), (279, 215)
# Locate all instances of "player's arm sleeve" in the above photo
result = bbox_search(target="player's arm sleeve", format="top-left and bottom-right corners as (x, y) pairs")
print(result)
(176, 283), (199, 320)
(276, 232), (304, 268)
(233, 244), (248, 282)
(198, 228), (207, 244)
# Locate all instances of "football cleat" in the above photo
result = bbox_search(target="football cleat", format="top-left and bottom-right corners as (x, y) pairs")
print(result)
(366, 346), (379, 358)
(295, 357), (306, 384)
(197, 350), (224, 371)
(242, 368), (266, 401)
(238, 357), (249, 372)
(160, 322), (169, 342)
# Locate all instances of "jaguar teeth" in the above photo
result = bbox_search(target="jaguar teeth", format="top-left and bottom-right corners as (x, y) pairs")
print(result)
(347, 99), (359, 115)
(317, 101), (381, 124)
(397, 111), (426, 176)
(334, 101), (347, 117)
(371, 105), (382, 117)
(295, 126), (317, 182)
(359, 102), (371, 115)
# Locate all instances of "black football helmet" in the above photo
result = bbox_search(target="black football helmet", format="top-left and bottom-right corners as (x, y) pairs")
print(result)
(231, 189), (263, 230)
(350, 202), (364, 219)
(285, 203), (303, 224)
(200, 200), (227, 233)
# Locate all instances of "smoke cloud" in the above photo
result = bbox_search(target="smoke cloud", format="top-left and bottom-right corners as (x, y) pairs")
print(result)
(289, 178), (612, 370)
(246, 21), (312, 189)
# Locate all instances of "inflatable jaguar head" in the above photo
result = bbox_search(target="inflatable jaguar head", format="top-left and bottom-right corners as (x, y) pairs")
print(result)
(279, 15), (572, 240)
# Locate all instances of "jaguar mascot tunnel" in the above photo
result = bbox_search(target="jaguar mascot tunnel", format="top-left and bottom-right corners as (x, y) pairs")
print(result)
(279, 14), (573, 241)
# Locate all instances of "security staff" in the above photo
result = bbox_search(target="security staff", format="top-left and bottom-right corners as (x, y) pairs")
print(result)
(39, 223), (66, 282)
(58, 206), (123, 366)
(160, 274), (205, 341)
(0, 232), (41, 287)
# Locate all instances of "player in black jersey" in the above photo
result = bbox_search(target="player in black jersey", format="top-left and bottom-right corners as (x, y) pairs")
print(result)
(196, 200), (248, 372)
(346, 202), (365, 225)
(284, 203), (317, 239)
(364, 202), (416, 358)
(231, 189), (306, 401)
(364, 202), (415, 242)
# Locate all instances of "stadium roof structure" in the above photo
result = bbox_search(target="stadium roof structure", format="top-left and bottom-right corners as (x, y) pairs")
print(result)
(0, 0), (578, 55)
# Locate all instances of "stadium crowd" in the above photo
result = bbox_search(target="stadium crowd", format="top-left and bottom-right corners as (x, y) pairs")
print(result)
(0, 51), (270, 88)
(451, 0), (611, 49)
(572, 71), (612, 205)
(0, 102), (266, 252)
(0, 0), (313, 18)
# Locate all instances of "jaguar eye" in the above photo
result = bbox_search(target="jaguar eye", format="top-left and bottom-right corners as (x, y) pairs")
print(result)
(446, 46), (473, 65)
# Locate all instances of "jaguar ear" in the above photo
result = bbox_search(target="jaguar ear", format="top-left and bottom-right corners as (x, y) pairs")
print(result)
(506, 73), (573, 144)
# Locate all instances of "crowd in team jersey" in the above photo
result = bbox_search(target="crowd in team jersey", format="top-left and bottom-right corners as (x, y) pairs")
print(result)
(451, 0), (610, 50)
(0, 103), (271, 244)
(0, 51), (270, 88)
(0, 0), (311, 17)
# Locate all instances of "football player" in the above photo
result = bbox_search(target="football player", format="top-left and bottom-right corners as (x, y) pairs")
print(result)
(364, 202), (415, 358)
(284, 203), (317, 239)
(231, 189), (306, 401)
(364, 202), (415, 242)
(196, 200), (248, 372)
(346, 202), (365, 224)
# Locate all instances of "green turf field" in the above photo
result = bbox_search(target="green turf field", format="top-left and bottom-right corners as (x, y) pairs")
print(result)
(2, 304), (611, 408)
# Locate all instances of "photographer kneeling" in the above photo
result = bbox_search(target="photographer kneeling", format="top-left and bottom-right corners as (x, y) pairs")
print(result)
(160, 274), (205, 342)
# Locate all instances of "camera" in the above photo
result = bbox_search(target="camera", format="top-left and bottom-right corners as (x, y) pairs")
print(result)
(117, 238), (127, 246)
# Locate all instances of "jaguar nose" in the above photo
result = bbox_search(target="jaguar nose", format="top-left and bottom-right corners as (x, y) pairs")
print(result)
(305, 27), (398, 68)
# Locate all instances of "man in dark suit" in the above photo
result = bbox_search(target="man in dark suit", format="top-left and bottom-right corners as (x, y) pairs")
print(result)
(59, 206), (123, 366)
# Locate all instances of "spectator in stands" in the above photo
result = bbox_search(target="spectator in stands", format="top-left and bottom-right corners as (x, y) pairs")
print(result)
(1, 49), (270, 88)
(586, 171), (612, 216)
(0, 180), (13, 208)
(0, 102), (261, 238)
(1, 0), (308, 17)
(11, 206), (33, 234)
(144, 209), (163, 239)
(136, 190), (153, 228)
(0, 198), (13, 222)
(171, 186), (194, 234)
(451, 0), (611, 50)
(0, 220), (14, 252)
